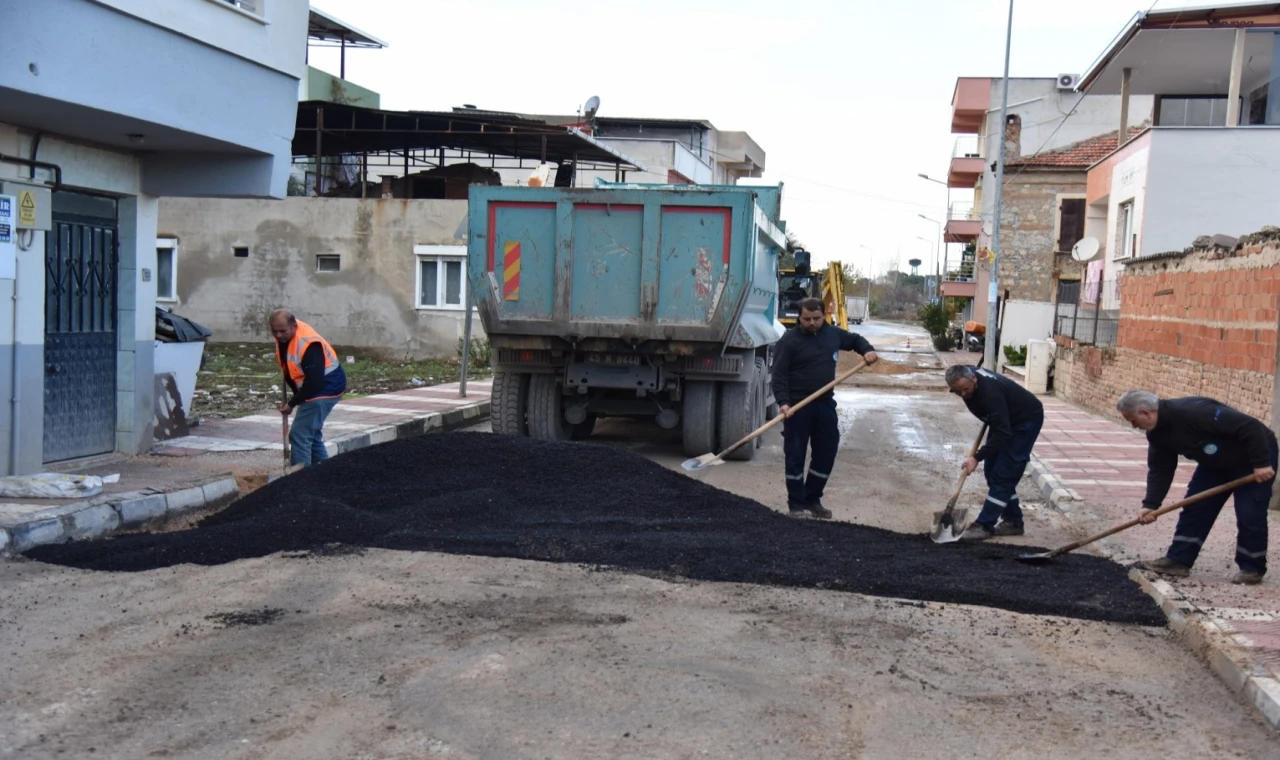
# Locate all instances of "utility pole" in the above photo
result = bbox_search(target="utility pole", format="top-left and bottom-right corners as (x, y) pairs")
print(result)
(986, 0), (1014, 370)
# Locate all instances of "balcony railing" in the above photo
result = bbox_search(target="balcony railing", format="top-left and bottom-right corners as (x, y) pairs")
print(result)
(1054, 277), (1121, 347)
(948, 201), (980, 221)
(952, 136), (981, 160)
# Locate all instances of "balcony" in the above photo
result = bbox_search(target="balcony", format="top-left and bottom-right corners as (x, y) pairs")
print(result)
(940, 243), (979, 299)
(948, 137), (983, 188)
(951, 77), (991, 134)
(944, 201), (981, 243)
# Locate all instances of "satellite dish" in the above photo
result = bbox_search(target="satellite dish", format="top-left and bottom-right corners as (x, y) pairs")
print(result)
(583, 95), (601, 120)
(1071, 237), (1101, 262)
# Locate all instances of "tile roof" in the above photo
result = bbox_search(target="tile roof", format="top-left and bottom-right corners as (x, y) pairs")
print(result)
(1008, 128), (1146, 168)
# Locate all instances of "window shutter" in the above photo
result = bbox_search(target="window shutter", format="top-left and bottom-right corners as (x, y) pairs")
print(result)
(1058, 199), (1085, 253)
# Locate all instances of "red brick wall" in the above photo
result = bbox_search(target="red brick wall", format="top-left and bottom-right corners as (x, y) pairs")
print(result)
(1056, 241), (1280, 422)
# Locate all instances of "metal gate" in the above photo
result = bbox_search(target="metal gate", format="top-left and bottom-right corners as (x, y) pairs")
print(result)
(43, 192), (119, 463)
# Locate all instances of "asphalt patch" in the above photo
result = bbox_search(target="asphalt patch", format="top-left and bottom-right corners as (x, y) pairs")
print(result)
(205, 607), (287, 628)
(27, 433), (1165, 625)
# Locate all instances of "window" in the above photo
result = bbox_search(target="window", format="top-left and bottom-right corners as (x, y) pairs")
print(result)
(1116, 201), (1136, 260)
(233, 246), (249, 258)
(1057, 198), (1086, 253)
(414, 244), (467, 310)
(156, 238), (177, 301)
(1156, 96), (1235, 127)
(316, 254), (341, 273)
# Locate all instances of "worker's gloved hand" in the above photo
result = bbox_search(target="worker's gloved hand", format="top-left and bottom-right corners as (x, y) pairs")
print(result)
(1137, 508), (1158, 524)
(961, 456), (979, 476)
(779, 405), (792, 419)
(863, 351), (879, 365)
(1255, 466), (1276, 483)
(278, 403), (293, 416)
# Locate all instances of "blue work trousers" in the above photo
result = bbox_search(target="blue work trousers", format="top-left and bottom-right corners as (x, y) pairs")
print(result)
(974, 416), (1044, 529)
(1165, 444), (1277, 575)
(290, 397), (339, 467)
(782, 398), (841, 507)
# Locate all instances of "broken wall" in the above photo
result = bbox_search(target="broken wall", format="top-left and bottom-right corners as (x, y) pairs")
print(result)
(157, 198), (482, 359)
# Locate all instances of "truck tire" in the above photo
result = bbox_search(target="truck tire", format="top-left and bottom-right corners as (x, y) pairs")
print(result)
(681, 380), (718, 456)
(491, 372), (529, 436)
(718, 375), (758, 462)
(527, 374), (573, 441)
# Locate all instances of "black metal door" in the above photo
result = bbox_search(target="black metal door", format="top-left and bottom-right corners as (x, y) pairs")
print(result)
(43, 192), (119, 463)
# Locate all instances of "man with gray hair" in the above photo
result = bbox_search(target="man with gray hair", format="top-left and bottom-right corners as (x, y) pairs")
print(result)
(945, 364), (1044, 540)
(1117, 390), (1277, 585)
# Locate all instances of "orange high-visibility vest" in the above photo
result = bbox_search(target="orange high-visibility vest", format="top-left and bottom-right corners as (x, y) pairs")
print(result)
(275, 320), (341, 393)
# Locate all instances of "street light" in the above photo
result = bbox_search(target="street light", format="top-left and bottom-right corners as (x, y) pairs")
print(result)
(918, 214), (942, 297)
(917, 174), (950, 297)
(858, 244), (875, 312)
(986, 0), (1015, 370)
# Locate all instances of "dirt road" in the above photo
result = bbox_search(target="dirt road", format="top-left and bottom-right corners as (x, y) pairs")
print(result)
(3, 322), (1277, 758)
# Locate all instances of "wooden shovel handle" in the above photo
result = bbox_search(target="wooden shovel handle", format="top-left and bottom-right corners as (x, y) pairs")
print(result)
(714, 360), (869, 461)
(945, 422), (989, 508)
(1047, 474), (1259, 558)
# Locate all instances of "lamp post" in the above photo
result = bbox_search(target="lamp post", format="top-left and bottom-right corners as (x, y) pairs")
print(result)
(918, 214), (942, 298)
(917, 174), (949, 298)
(858, 244), (875, 315)
(916, 236), (935, 297)
(986, 0), (1015, 370)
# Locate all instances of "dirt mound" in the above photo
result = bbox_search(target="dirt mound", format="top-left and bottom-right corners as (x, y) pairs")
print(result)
(839, 354), (925, 376)
(27, 434), (1163, 625)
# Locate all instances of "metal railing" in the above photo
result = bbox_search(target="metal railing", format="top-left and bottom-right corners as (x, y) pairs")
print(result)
(1054, 278), (1121, 347)
(943, 255), (976, 282)
(948, 201), (980, 221)
(952, 136), (981, 159)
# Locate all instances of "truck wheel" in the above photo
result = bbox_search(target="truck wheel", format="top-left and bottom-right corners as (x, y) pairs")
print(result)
(718, 377), (757, 462)
(527, 374), (573, 441)
(491, 371), (529, 436)
(681, 380), (718, 456)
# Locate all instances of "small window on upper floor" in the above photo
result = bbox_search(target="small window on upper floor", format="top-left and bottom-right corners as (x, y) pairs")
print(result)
(316, 254), (341, 273)
(233, 246), (250, 258)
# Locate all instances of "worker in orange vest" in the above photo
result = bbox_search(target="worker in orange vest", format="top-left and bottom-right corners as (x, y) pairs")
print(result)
(270, 309), (347, 467)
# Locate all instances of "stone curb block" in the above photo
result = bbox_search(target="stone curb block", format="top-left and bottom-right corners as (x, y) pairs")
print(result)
(67, 505), (121, 541)
(1028, 455), (1075, 506)
(117, 494), (168, 527)
(201, 478), (240, 506)
(10, 519), (63, 553)
(165, 486), (206, 513)
(1128, 567), (1280, 731)
(326, 400), (491, 457)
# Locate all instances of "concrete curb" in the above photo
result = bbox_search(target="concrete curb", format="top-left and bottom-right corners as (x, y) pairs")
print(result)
(0, 476), (240, 556)
(1127, 569), (1280, 730)
(1037, 463), (1280, 731)
(3, 399), (491, 557)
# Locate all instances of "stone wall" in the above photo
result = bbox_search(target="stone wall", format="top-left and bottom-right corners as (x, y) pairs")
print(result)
(998, 169), (1086, 302)
(1055, 235), (1280, 423)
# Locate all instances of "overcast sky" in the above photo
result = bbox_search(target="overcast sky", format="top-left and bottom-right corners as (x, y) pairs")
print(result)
(308, 0), (1234, 277)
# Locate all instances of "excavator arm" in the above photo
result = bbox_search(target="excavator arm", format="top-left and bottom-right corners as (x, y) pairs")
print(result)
(821, 261), (848, 330)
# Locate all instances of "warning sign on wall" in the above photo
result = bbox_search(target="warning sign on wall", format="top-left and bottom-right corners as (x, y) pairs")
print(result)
(18, 190), (36, 227)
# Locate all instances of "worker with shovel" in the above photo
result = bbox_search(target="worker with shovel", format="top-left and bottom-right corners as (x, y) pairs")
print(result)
(772, 297), (878, 518)
(945, 365), (1044, 540)
(270, 309), (347, 468)
(1118, 390), (1277, 585)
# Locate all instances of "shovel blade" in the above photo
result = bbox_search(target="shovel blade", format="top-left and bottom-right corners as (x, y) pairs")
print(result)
(930, 508), (968, 544)
(1015, 552), (1055, 565)
(681, 454), (721, 472)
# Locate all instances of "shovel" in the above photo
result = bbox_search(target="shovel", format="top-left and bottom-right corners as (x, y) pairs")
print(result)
(930, 421), (989, 544)
(280, 378), (291, 477)
(1016, 474), (1258, 564)
(681, 360), (869, 472)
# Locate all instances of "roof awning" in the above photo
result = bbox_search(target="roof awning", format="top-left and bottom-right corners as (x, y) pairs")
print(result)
(1079, 4), (1280, 94)
(292, 101), (644, 170)
(308, 7), (388, 48)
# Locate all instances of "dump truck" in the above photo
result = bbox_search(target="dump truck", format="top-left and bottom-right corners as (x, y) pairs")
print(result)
(777, 253), (847, 329)
(846, 295), (868, 325)
(468, 182), (788, 459)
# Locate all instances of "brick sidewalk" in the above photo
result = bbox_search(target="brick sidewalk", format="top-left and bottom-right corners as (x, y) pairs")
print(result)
(154, 379), (493, 457)
(1032, 391), (1280, 729)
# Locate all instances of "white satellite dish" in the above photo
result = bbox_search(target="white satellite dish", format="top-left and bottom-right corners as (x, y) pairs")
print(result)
(583, 95), (601, 120)
(1071, 237), (1101, 262)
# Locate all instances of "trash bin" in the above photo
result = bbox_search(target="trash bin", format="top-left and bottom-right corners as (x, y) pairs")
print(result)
(154, 307), (213, 439)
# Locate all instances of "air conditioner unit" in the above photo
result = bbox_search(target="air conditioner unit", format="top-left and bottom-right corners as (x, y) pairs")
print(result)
(1057, 73), (1081, 91)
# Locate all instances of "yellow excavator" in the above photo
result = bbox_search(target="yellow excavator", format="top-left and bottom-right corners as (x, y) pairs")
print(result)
(777, 249), (847, 329)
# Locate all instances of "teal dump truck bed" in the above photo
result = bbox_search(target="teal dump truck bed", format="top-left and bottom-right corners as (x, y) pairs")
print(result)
(468, 184), (785, 349)
(468, 183), (788, 459)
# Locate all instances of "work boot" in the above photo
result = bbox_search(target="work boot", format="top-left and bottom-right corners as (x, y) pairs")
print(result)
(788, 502), (810, 518)
(960, 524), (994, 542)
(1231, 570), (1265, 586)
(993, 522), (1025, 537)
(805, 501), (833, 519)
(1137, 557), (1191, 578)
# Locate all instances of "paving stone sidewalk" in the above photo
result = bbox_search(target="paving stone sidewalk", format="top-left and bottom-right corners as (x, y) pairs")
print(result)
(1029, 391), (1280, 730)
(154, 379), (492, 457)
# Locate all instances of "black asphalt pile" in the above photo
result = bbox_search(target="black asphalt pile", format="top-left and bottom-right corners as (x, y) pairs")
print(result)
(28, 433), (1164, 625)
